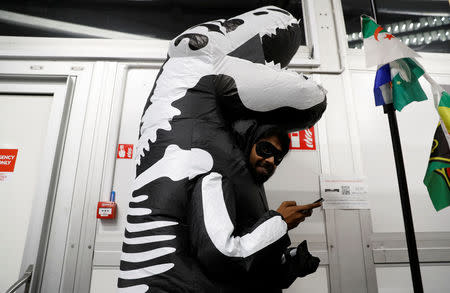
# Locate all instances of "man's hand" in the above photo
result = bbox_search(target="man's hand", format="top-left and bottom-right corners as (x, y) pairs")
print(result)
(293, 240), (320, 277)
(276, 201), (322, 230)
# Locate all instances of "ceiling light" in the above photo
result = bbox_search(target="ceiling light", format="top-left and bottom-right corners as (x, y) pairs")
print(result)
(394, 25), (399, 33)
(431, 31), (439, 41)
(424, 32), (432, 44)
(438, 29), (446, 41)
(400, 23), (407, 32)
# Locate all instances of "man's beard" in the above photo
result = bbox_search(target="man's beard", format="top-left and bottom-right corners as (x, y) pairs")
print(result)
(255, 172), (271, 183)
(250, 162), (274, 184)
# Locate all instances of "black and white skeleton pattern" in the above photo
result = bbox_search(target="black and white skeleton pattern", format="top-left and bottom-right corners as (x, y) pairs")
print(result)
(118, 6), (327, 293)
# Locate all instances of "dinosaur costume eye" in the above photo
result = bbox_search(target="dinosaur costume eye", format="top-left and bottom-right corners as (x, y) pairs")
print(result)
(221, 18), (244, 33)
(174, 33), (209, 50)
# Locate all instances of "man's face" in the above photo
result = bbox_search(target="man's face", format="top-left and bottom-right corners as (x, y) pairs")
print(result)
(249, 135), (284, 183)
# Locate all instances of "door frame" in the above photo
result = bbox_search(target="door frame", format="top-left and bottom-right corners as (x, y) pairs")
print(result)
(0, 61), (93, 293)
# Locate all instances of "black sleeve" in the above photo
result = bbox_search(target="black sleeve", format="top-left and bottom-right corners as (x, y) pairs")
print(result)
(189, 171), (291, 277)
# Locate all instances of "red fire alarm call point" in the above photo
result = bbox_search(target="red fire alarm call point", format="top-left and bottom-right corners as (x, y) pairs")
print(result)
(97, 191), (117, 219)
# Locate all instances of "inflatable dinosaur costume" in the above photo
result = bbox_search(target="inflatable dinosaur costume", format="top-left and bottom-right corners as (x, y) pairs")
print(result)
(119, 6), (327, 292)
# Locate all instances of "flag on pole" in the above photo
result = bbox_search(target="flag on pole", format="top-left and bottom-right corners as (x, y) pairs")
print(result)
(390, 58), (428, 111)
(361, 15), (419, 68)
(423, 79), (450, 211)
(361, 16), (450, 211)
(361, 15), (428, 111)
(373, 63), (393, 106)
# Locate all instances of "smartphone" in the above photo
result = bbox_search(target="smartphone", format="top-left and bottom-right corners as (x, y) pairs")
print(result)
(313, 198), (324, 204)
(299, 198), (323, 214)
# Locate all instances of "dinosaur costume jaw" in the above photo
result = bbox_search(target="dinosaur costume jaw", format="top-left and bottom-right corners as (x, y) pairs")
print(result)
(261, 20), (304, 69)
(169, 5), (303, 68)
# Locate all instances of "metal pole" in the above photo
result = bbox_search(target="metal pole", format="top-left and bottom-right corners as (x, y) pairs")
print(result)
(383, 104), (423, 293)
(369, 0), (424, 291)
(369, 0), (378, 22)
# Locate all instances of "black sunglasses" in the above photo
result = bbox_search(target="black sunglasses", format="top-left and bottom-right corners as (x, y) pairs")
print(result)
(255, 141), (285, 166)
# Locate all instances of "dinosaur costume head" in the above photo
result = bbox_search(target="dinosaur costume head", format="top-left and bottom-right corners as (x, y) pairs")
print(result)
(120, 6), (327, 292)
(165, 5), (326, 129)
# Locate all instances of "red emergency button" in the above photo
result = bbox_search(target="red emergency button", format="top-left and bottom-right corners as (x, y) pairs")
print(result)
(97, 191), (117, 219)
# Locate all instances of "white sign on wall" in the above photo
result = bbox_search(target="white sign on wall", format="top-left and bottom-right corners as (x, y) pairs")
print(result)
(320, 175), (369, 209)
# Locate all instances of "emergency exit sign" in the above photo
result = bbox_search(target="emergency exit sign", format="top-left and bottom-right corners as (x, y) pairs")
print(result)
(289, 127), (316, 150)
(0, 149), (18, 172)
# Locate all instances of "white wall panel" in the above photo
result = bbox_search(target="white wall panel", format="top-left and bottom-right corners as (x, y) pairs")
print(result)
(376, 265), (450, 293)
(94, 66), (158, 248)
(90, 268), (118, 293)
(285, 267), (329, 293)
(319, 75), (355, 175)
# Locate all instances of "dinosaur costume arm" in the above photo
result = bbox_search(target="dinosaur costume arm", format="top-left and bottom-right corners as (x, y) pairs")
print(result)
(189, 172), (291, 277)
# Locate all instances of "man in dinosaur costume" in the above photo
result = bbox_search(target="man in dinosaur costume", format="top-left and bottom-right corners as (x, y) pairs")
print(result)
(119, 6), (327, 292)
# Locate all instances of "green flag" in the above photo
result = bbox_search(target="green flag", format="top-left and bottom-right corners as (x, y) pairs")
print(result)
(390, 58), (428, 111)
(424, 88), (450, 211)
(361, 16), (428, 111)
